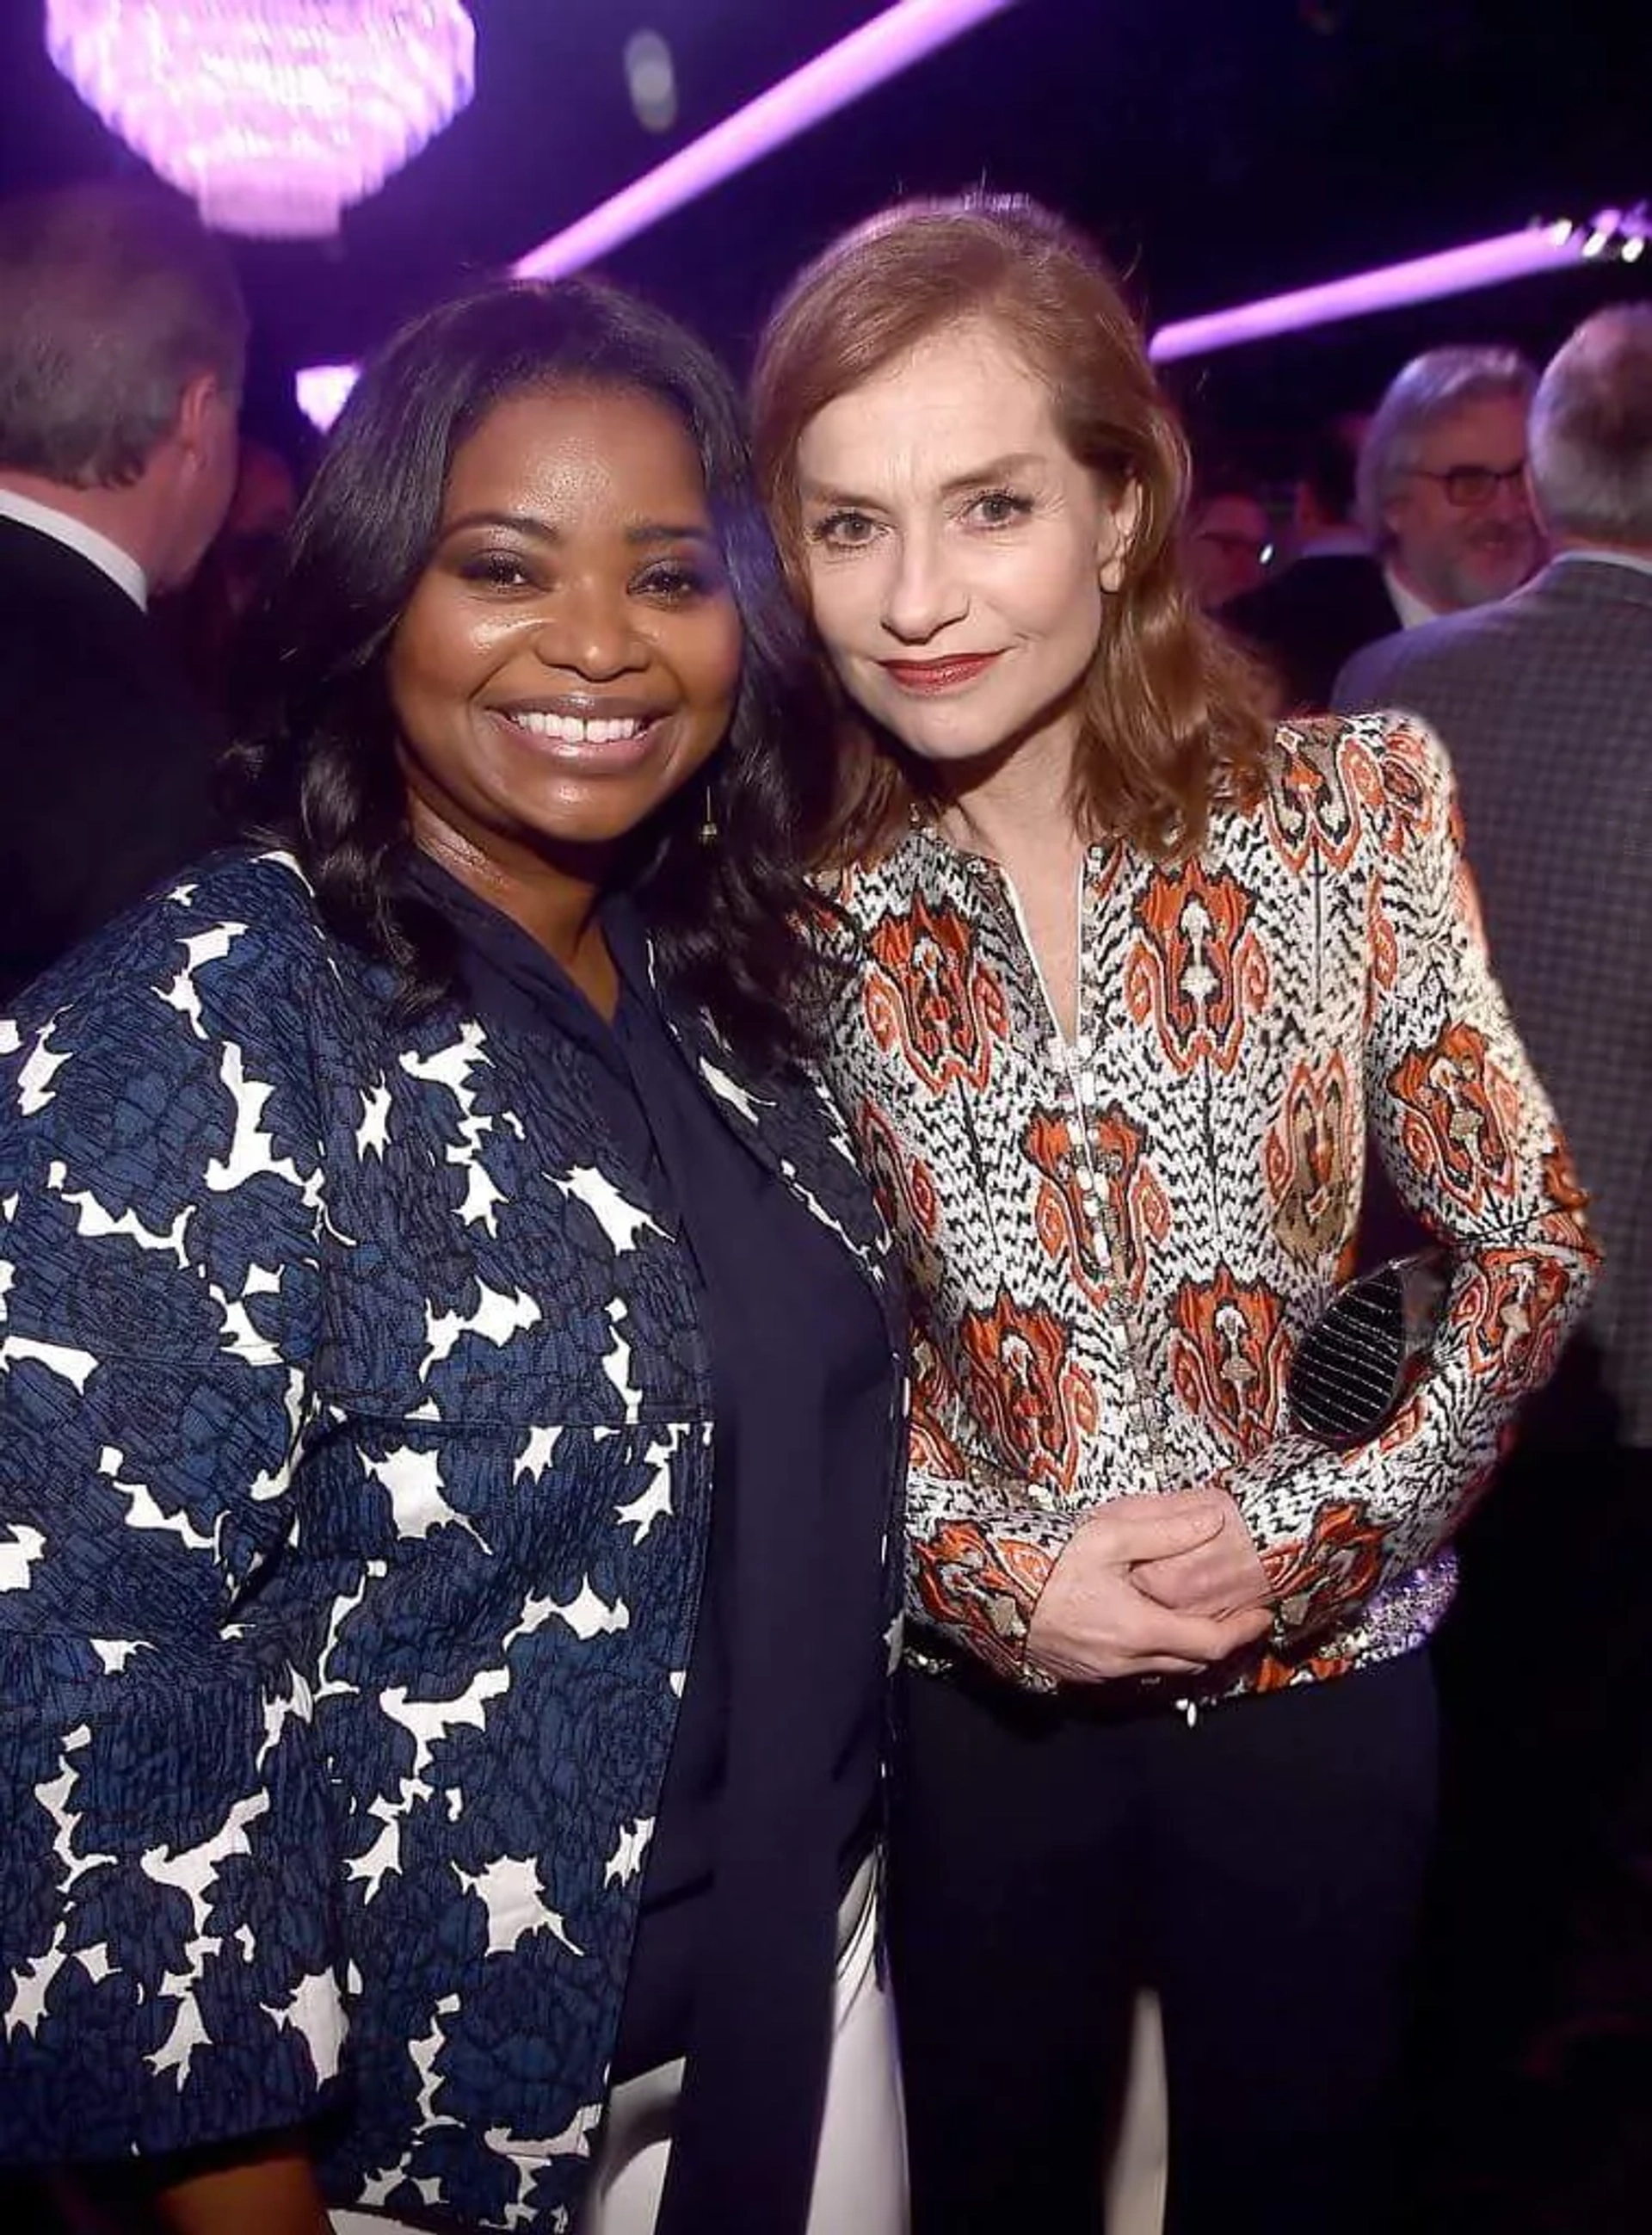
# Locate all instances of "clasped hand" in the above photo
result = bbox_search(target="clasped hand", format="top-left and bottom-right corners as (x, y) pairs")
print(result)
(1024, 1489), (1273, 1686)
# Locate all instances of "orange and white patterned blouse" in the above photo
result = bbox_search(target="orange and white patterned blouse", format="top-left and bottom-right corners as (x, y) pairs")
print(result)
(817, 713), (1600, 1695)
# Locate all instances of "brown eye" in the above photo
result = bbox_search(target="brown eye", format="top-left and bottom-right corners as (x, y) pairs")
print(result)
(634, 559), (719, 602)
(457, 553), (536, 590)
(964, 489), (1035, 528)
(808, 510), (881, 550)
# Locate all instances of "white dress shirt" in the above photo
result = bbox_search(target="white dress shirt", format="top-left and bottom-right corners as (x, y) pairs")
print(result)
(1382, 565), (1442, 632)
(0, 486), (148, 608)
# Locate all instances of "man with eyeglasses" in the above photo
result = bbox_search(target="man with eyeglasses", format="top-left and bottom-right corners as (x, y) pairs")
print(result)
(1336, 345), (1542, 665)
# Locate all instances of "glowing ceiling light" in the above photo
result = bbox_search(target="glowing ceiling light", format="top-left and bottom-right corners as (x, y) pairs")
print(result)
(625, 29), (677, 134)
(46, 0), (475, 239)
(295, 363), (364, 435)
(513, 0), (1021, 280)
(1147, 216), (1631, 362)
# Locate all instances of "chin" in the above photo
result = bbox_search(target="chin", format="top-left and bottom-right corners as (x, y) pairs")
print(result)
(527, 811), (668, 854)
(859, 683), (1010, 761)
(887, 718), (1007, 768)
(564, 784), (704, 849)
(869, 680), (1088, 783)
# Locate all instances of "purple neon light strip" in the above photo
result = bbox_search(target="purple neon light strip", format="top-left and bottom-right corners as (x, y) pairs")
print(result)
(296, 0), (1019, 428)
(1147, 224), (1584, 362)
(512, 0), (1020, 280)
(296, 214), (1582, 431)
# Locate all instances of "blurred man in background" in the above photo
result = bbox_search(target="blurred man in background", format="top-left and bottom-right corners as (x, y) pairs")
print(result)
(155, 434), (299, 713)
(1340, 305), (1652, 2230)
(1184, 466), (1273, 609)
(1343, 343), (1540, 658)
(1224, 412), (1391, 710)
(0, 182), (244, 1003)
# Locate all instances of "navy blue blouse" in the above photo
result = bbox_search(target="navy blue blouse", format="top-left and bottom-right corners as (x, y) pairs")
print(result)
(417, 861), (895, 2232)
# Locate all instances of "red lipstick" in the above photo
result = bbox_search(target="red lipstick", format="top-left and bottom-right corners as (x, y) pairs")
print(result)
(878, 651), (1002, 695)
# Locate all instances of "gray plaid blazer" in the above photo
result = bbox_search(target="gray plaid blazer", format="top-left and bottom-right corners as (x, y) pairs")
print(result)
(1336, 556), (1652, 1445)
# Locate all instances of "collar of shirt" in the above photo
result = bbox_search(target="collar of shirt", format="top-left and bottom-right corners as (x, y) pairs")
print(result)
(404, 848), (657, 1069)
(0, 486), (148, 608)
(1551, 545), (1652, 583)
(1384, 564), (1443, 631)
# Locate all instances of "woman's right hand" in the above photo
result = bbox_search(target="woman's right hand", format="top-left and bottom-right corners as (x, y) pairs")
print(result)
(1025, 1495), (1273, 1685)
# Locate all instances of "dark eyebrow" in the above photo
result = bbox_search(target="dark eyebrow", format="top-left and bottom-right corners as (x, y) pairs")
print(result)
(624, 520), (717, 547)
(800, 452), (1048, 509)
(437, 510), (716, 546)
(439, 509), (553, 543)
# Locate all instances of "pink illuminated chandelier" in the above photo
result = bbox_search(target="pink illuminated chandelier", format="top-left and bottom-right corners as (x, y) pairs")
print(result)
(45, 0), (476, 239)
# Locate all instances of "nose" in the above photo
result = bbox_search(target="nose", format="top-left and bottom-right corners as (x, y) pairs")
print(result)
(880, 528), (968, 645)
(533, 584), (647, 679)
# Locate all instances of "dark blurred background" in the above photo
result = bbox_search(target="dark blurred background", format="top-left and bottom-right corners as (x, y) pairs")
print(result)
(3, 0), (1648, 472)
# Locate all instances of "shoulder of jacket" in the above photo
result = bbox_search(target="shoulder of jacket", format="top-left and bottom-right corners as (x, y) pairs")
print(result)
(1269, 707), (1452, 781)
(820, 826), (971, 927)
(815, 844), (909, 932)
(3, 847), (351, 1061)
(1229, 714), (1455, 877)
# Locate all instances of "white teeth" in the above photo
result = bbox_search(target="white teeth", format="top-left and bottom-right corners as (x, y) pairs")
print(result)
(508, 711), (647, 744)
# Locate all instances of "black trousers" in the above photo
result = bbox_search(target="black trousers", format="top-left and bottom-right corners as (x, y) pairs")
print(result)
(888, 1652), (1439, 2235)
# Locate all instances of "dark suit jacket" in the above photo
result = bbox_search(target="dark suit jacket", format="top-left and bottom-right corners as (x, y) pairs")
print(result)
(0, 515), (224, 1003)
(1226, 549), (1400, 713)
(1338, 556), (1652, 1446)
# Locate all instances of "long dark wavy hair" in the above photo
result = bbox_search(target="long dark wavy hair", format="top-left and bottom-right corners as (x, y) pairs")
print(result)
(228, 278), (841, 1067)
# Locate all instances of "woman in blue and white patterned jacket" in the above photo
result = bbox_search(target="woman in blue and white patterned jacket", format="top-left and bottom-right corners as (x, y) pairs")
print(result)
(0, 281), (908, 2235)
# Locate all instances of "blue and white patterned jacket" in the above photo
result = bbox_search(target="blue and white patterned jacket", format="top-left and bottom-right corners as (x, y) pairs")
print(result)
(0, 850), (904, 2231)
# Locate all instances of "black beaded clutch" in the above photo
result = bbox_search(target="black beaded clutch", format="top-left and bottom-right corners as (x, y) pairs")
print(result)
(1286, 1250), (1452, 1449)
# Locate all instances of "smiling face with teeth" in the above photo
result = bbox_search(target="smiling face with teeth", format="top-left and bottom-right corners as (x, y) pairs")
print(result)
(389, 382), (743, 900)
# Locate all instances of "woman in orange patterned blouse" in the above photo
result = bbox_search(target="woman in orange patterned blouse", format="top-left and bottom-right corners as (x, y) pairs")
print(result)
(751, 195), (1599, 2235)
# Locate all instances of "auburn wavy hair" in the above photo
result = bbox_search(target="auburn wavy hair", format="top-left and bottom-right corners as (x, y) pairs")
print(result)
(750, 194), (1275, 864)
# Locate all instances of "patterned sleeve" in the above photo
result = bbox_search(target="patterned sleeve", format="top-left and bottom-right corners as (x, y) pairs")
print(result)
(903, 1321), (1077, 1689)
(1222, 715), (1600, 1641)
(0, 921), (340, 2163)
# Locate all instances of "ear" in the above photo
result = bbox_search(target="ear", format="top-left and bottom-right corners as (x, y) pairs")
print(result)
(1379, 481), (1410, 545)
(1098, 478), (1143, 593)
(173, 370), (226, 469)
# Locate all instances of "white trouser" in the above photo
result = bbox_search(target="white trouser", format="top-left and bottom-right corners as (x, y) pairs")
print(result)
(577, 1854), (906, 2235)
(334, 1855), (908, 2235)
(1106, 1988), (1168, 2235)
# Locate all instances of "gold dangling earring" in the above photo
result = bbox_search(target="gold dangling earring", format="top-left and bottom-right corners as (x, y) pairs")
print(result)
(699, 781), (718, 845)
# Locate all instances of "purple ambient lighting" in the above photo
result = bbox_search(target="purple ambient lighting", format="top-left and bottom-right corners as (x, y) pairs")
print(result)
(46, 0), (475, 239)
(512, 0), (1022, 280)
(1148, 220), (1591, 361)
(298, 0), (1020, 429)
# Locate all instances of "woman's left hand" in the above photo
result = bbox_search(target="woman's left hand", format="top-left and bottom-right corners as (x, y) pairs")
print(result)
(149, 2137), (331, 2235)
(1129, 1487), (1272, 1621)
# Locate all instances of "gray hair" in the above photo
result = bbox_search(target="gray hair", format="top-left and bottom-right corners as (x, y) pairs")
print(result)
(1356, 345), (1538, 548)
(1529, 306), (1652, 546)
(0, 183), (247, 490)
